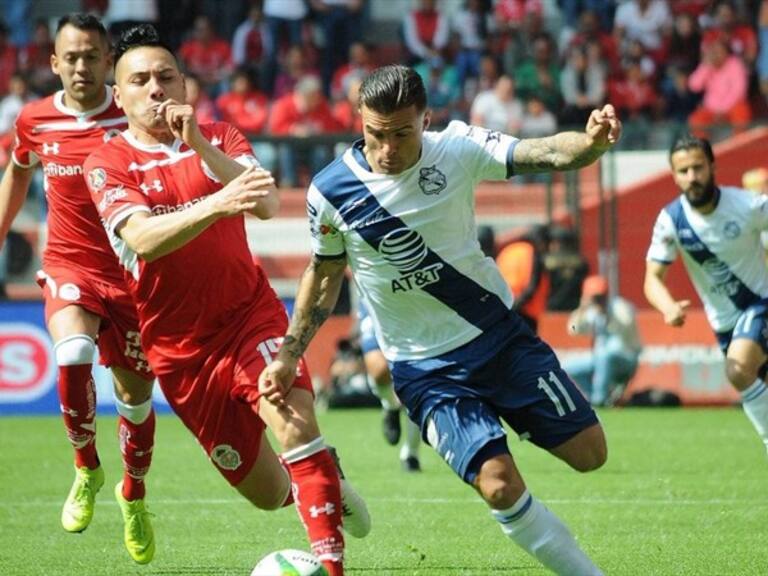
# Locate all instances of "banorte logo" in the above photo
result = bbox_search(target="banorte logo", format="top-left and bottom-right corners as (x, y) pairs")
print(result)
(0, 324), (56, 402)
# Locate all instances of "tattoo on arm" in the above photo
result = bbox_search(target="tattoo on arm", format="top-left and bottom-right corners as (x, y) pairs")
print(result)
(513, 132), (604, 174)
(280, 255), (347, 360)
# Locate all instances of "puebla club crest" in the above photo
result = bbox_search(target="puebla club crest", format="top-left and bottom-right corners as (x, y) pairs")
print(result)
(418, 165), (447, 195)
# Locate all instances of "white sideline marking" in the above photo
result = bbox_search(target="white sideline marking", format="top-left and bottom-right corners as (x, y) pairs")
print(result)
(2, 497), (768, 507)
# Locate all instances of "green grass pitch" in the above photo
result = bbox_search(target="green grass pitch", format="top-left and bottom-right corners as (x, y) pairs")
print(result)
(1, 408), (767, 575)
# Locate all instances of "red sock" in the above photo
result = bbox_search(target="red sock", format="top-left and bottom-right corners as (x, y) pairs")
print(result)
(285, 448), (345, 576)
(118, 409), (155, 501)
(57, 364), (98, 469)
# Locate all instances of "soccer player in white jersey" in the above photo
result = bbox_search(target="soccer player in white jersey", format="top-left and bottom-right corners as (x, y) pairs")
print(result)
(261, 65), (622, 575)
(0, 14), (156, 563)
(84, 25), (369, 575)
(645, 134), (768, 453)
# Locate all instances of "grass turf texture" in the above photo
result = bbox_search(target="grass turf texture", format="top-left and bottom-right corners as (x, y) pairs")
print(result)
(1, 408), (767, 575)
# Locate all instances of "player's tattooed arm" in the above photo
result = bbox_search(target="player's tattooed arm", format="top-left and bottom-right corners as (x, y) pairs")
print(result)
(279, 254), (348, 361)
(513, 132), (606, 174)
(513, 104), (620, 174)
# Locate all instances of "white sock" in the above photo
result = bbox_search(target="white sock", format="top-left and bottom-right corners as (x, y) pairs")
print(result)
(741, 379), (768, 449)
(370, 377), (399, 411)
(114, 396), (153, 425)
(400, 419), (421, 460)
(492, 490), (603, 576)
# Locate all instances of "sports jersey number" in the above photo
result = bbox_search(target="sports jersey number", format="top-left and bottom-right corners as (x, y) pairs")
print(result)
(537, 371), (577, 417)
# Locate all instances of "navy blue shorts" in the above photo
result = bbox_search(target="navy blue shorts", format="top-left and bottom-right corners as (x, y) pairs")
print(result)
(715, 299), (768, 356)
(390, 314), (599, 483)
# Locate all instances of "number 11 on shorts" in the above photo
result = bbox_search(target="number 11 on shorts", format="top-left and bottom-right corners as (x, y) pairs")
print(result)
(537, 371), (577, 417)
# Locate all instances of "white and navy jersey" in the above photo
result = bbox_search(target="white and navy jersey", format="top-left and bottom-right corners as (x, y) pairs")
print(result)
(308, 120), (518, 361)
(647, 186), (768, 332)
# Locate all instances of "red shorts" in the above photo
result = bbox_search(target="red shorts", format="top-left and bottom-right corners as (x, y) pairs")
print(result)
(36, 264), (153, 379)
(157, 318), (313, 486)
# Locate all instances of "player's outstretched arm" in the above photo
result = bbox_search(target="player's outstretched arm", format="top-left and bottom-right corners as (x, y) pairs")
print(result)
(0, 162), (34, 248)
(644, 260), (690, 327)
(118, 166), (275, 262)
(513, 104), (621, 174)
(259, 254), (348, 404)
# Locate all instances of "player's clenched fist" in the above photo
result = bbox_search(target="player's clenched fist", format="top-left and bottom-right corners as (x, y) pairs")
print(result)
(586, 104), (621, 150)
(156, 99), (200, 146)
(209, 166), (275, 217)
(663, 299), (690, 327)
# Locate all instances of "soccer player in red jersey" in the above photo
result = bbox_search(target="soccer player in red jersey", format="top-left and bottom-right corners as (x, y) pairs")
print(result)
(84, 25), (369, 575)
(0, 14), (156, 564)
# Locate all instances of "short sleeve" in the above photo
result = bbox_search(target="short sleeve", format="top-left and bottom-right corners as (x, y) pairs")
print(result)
(750, 192), (768, 233)
(84, 148), (151, 236)
(646, 209), (678, 264)
(446, 120), (518, 182)
(11, 109), (38, 168)
(307, 183), (345, 258)
(220, 122), (260, 166)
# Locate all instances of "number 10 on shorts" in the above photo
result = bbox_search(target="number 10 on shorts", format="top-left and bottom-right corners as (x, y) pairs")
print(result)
(537, 371), (577, 417)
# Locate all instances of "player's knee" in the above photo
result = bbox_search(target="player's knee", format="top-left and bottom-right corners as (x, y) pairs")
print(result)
(725, 359), (757, 390)
(571, 442), (607, 473)
(54, 334), (95, 366)
(566, 428), (608, 473)
(477, 475), (520, 509)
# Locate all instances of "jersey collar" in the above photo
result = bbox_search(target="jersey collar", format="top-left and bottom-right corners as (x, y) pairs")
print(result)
(121, 129), (186, 156)
(53, 85), (114, 119)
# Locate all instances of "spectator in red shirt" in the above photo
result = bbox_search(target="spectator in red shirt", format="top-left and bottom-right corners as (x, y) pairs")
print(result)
(701, 0), (757, 67)
(269, 75), (342, 186)
(216, 67), (276, 173)
(216, 68), (269, 135)
(332, 76), (363, 134)
(232, 4), (269, 86)
(179, 15), (232, 96)
(609, 58), (660, 147)
(330, 41), (374, 102)
(18, 19), (57, 95)
(274, 45), (320, 99)
(403, 0), (450, 65)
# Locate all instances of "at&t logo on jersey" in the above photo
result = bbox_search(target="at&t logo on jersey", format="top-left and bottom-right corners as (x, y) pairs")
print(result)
(379, 227), (444, 293)
(0, 323), (56, 402)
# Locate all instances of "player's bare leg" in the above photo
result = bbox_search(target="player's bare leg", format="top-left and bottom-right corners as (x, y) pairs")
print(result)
(726, 339), (768, 451)
(48, 305), (104, 533)
(259, 387), (369, 576)
(475, 451), (603, 576)
(112, 367), (156, 564)
(547, 423), (607, 472)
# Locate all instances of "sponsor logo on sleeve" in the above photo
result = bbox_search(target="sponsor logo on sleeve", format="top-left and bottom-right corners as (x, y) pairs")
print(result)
(88, 168), (107, 191)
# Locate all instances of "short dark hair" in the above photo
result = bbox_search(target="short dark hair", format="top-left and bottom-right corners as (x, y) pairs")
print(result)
(56, 13), (108, 44)
(669, 133), (715, 164)
(358, 65), (427, 114)
(114, 24), (175, 66)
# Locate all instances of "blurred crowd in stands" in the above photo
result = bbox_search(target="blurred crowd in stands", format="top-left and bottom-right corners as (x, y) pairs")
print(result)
(0, 0), (767, 186)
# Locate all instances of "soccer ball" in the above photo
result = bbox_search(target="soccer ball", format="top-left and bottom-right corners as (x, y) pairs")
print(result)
(251, 549), (328, 576)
